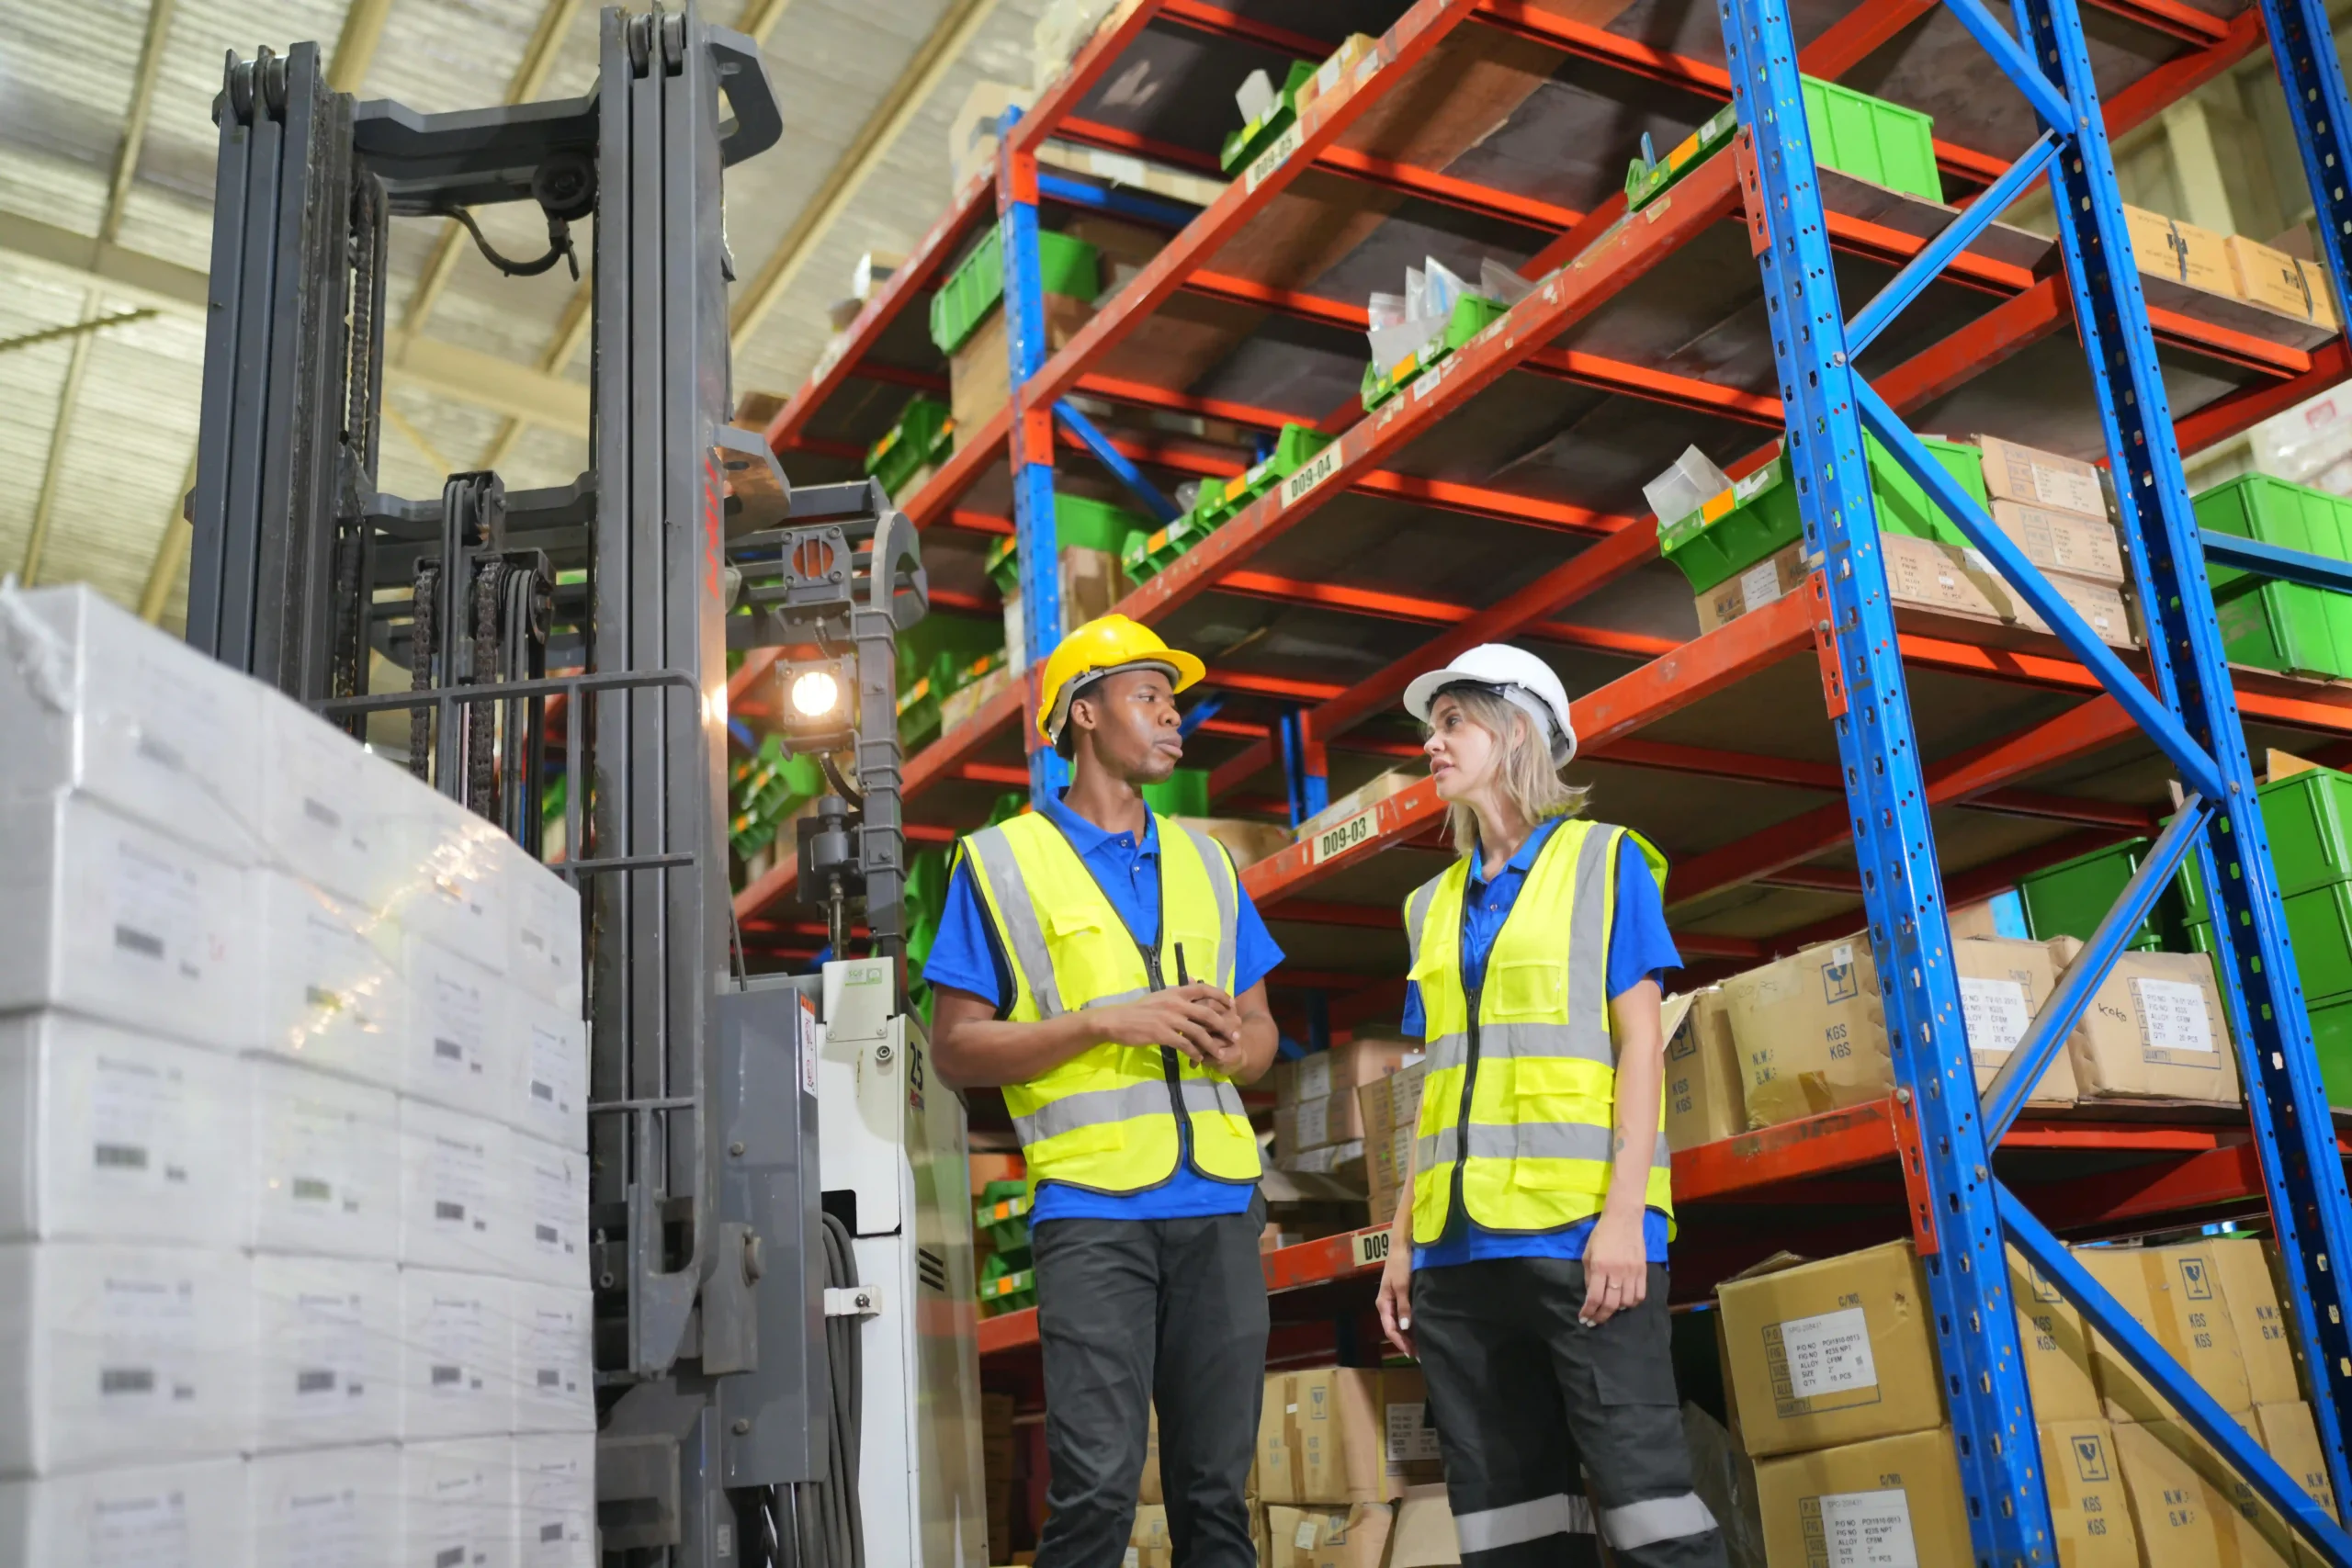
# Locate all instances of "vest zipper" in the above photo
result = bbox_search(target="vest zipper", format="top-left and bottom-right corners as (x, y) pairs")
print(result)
(1141, 940), (1196, 1173)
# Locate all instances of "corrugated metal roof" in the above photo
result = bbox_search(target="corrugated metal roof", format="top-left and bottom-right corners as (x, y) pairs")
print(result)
(0, 0), (1053, 627)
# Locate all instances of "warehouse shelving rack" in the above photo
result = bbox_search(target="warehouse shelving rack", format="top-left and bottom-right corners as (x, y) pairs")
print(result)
(738, 0), (2352, 1558)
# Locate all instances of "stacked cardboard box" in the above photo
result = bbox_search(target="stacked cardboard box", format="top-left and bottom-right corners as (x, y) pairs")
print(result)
(1358, 1058), (1426, 1224)
(1663, 990), (1743, 1152)
(2122, 204), (2340, 332)
(1719, 1235), (2338, 1565)
(0, 586), (591, 1562)
(1974, 436), (2140, 649)
(1271, 1039), (1414, 1184)
(1248, 1367), (1444, 1564)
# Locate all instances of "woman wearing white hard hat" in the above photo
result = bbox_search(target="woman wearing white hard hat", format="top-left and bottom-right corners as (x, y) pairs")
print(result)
(1373, 644), (1723, 1568)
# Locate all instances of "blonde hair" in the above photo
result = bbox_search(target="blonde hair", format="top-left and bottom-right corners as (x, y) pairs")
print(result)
(1430, 684), (1589, 858)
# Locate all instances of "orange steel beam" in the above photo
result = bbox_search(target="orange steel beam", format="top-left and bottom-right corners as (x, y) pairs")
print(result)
(2104, 8), (2267, 137)
(2174, 337), (2352, 456)
(1799, 0), (1937, 77)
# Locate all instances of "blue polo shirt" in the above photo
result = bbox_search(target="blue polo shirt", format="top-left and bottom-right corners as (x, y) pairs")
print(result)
(922, 797), (1285, 1225)
(1402, 820), (1681, 1270)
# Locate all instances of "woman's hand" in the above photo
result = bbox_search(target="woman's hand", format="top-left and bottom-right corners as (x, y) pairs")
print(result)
(1578, 1209), (1648, 1325)
(1374, 1188), (1416, 1358)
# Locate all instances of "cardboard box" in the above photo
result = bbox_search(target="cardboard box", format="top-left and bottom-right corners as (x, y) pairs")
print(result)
(1979, 434), (2109, 520)
(949, 81), (1033, 188)
(1131, 1501), (1170, 1566)
(1388, 1483), (1462, 1567)
(397, 1268), (511, 1441)
(1275, 1139), (1364, 1184)
(2122, 205), (2234, 295)
(2300, 259), (2342, 331)
(1694, 540), (1813, 632)
(1001, 544), (1128, 675)
(1176, 816), (1294, 872)
(399, 1098), (512, 1275)
(1262, 1502), (1394, 1568)
(0, 1241), (254, 1475)
(949, 291), (1093, 435)
(2074, 1243), (2254, 1421)
(940, 661), (1016, 735)
(511, 1281), (595, 1435)
(1717, 1240), (2099, 1459)
(1278, 1038), (1416, 1111)
(2113, 1416), (2297, 1568)
(2038, 1418), (2143, 1568)
(1724, 935), (2075, 1129)
(401, 1437), (511, 1568)
(506, 852), (583, 1010)
(1140, 1403), (1161, 1503)
(256, 869), (404, 1089)
(2229, 233), (2335, 323)
(0, 1011), (246, 1247)
(1257, 1368), (1442, 1505)
(0, 793), (258, 1052)
(1664, 990), (1744, 1151)
(249, 1057), (400, 1260)
(0, 1459), (251, 1566)
(2000, 569), (2140, 649)
(2257, 1401), (2344, 1566)
(2050, 941), (2242, 1105)
(514, 1432), (596, 1563)
(1278, 1090), (1363, 1156)
(0, 582), (266, 864)
(1361, 1060), (1426, 1225)
(258, 688), (389, 904)
(1755, 1426), (1971, 1568)
(248, 1445), (399, 1568)
(512, 1130), (588, 1288)
(1881, 533), (2011, 624)
(1991, 499), (2127, 583)
(2210, 1237), (2303, 1406)
(509, 988), (588, 1152)
(248, 1252), (398, 1451)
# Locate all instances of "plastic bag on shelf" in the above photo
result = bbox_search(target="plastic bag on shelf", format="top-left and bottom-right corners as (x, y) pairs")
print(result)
(1644, 444), (1734, 525)
(1234, 68), (1278, 125)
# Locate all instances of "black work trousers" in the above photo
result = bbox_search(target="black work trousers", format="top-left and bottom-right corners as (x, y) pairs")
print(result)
(1412, 1259), (1725, 1568)
(1029, 1194), (1269, 1568)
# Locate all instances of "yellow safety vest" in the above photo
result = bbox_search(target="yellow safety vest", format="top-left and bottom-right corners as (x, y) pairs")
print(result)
(1403, 818), (1675, 1246)
(957, 811), (1262, 1194)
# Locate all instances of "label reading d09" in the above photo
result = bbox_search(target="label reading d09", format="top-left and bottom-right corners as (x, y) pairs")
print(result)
(1245, 121), (1304, 193)
(1350, 1228), (1391, 1270)
(1309, 807), (1379, 865)
(1282, 445), (1341, 508)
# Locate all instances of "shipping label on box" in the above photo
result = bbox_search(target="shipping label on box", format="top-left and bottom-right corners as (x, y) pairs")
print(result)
(1956, 938), (2078, 1108)
(404, 935), (505, 1110)
(256, 870), (403, 1087)
(258, 690), (384, 905)
(1991, 499), (2127, 582)
(513, 1283), (595, 1434)
(516, 1132), (588, 1286)
(1755, 1426), (1971, 1568)
(1262, 1502), (1395, 1568)
(2053, 943), (2241, 1104)
(513, 992), (588, 1151)
(0, 1013), (245, 1247)
(514, 1432), (597, 1563)
(400, 1100), (511, 1274)
(249, 1059), (399, 1260)
(1718, 1241), (1942, 1457)
(2038, 1419), (2143, 1568)
(1694, 542), (1813, 633)
(250, 1254), (397, 1451)
(508, 858), (584, 1010)
(247, 1444), (399, 1568)
(399, 1269), (510, 1441)
(1259, 1369), (1437, 1505)
(1979, 434), (2109, 519)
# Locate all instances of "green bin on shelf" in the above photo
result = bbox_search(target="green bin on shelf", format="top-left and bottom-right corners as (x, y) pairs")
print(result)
(929, 227), (1102, 355)
(2197, 473), (2352, 681)
(1657, 453), (1804, 593)
(2016, 837), (2167, 951)
(1799, 76), (1940, 201)
(1362, 295), (1510, 412)
(865, 396), (954, 501)
(2305, 990), (2352, 1110)
(1625, 104), (1740, 211)
(1143, 769), (1209, 818)
(1219, 60), (1317, 174)
(978, 1249), (1036, 1315)
(1871, 434), (1987, 549)
(976, 1179), (1033, 1254)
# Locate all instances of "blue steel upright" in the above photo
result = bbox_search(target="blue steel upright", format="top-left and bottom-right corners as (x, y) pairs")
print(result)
(2256, 0), (2352, 321)
(999, 130), (1069, 805)
(1714, 5), (2053, 1557)
(1722, 0), (2352, 1551)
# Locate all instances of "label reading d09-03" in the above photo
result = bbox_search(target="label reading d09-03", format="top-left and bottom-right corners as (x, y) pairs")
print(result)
(1309, 807), (1380, 865)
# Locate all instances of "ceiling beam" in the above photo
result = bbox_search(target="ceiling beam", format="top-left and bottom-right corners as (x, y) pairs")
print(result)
(21, 323), (99, 583)
(728, 0), (1004, 351)
(0, 213), (590, 430)
(104, 0), (178, 244)
(326, 0), (398, 94)
(138, 453), (198, 625)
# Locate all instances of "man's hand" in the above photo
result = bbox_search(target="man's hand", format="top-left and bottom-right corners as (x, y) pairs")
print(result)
(1578, 1208), (1648, 1325)
(1092, 983), (1243, 1065)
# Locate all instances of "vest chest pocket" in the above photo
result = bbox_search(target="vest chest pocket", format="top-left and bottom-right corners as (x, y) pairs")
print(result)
(1040, 906), (1137, 1004)
(1484, 953), (1567, 1020)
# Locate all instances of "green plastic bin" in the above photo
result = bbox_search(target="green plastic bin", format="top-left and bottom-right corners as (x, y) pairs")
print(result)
(929, 227), (1102, 355)
(1799, 76), (1940, 201)
(1871, 434), (1987, 549)
(2016, 837), (2168, 950)
(985, 493), (1154, 593)
(1219, 60), (1318, 174)
(975, 1179), (1033, 1253)
(1362, 294), (1511, 412)
(2285, 881), (2352, 1000)
(865, 396), (954, 500)
(1143, 769), (1209, 818)
(1123, 510), (1219, 583)
(2197, 474), (2352, 681)
(2306, 990), (2352, 1109)
(978, 1249), (1035, 1315)
(2176, 765), (2352, 925)
(1626, 105), (1740, 212)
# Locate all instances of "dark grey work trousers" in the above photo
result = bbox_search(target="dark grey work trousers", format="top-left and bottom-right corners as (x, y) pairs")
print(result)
(1412, 1259), (1726, 1568)
(1029, 1193), (1269, 1568)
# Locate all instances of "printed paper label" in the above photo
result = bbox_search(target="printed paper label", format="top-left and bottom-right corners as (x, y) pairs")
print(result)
(90, 1484), (194, 1568)
(2030, 466), (2105, 517)
(1299, 1054), (1332, 1103)
(521, 1302), (587, 1405)
(1244, 121), (1303, 192)
(1282, 444), (1341, 508)
(2132, 977), (2215, 1053)
(1775, 1306), (1878, 1400)
(111, 838), (199, 975)
(533, 1151), (581, 1263)
(287, 1289), (368, 1407)
(528, 1018), (580, 1118)
(1738, 557), (1786, 611)
(1308, 807), (1380, 866)
(1385, 1401), (1442, 1463)
(280, 1487), (366, 1568)
(799, 994), (820, 1098)
(268, 1089), (367, 1219)
(1814, 1487), (1919, 1568)
(423, 1291), (490, 1400)
(91, 1052), (188, 1187)
(424, 965), (489, 1080)
(1296, 1519), (1321, 1550)
(1298, 1096), (1329, 1149)
(1959, 976), (2033, 1056)
(100, 1271), (200, 1410)
(428, 1131), (492, 1238)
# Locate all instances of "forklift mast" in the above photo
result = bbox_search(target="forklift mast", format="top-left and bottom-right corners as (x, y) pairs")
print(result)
(184, 9), (933, 1561)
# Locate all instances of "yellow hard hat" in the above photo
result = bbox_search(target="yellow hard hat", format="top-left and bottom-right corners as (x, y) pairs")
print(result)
(1035, 615), (1205, 745)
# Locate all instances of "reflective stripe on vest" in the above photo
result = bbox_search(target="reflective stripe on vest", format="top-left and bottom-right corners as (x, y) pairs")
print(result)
(1405, 819), (1675, 1244)
(957, 812), (1260, 1193)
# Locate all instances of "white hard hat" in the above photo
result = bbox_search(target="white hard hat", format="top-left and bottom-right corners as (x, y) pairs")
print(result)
(1404, 644), (1578, 766)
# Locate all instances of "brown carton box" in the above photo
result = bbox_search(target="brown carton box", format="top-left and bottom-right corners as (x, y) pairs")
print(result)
(1261, 1503), (1394, 1568)
(2114, 1416), (2297, 1568)
(1997, 567), (2140, 649)
(1257, 1368), (1442, 1505)
(1717, 1240), (2100, 1459)
(2121, 205), (2234, 296)
(1276, 1039), (1416, 1111)
(1979, 434), (2109, 520)
(2257, 1402), (2344, 1567)
(1882, 533), (2010, 625)
(2229, 233), (2335, 323)
(1693, 540), (1812, 633)
(1725, 935), (2075, 1130)
(1177, 817), (1294, 873)
(2300, 259), (2342, 331)
(2211, 1237), (2304, 1406)
(2039, 1418), (2143, 1567)
(2074, 1243), (2254, 1422)
(1276, 1090), (1363, 1156)
(1755, 1427), (1971, 1568)
(2049, 941), (2242, 1106)
(1991, 499), (2127, 583)
(1360, 1061), (1426, 1226)
(1664, 990), (1745, 1152)
(949, 291), (1092, 434)
(1388, 1483), (1462, 1567)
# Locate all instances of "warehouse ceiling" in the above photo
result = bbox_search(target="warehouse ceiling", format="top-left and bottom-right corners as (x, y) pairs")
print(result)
(0, 0), (1050, 630)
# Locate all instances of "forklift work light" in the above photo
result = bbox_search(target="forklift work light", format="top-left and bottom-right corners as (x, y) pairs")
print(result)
(790, 668), (839, 718)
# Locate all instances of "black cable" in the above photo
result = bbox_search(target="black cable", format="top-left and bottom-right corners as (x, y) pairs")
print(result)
(448, 205), (580, 280)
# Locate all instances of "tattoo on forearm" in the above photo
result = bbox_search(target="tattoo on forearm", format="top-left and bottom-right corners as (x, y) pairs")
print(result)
(1613, 1129), (1627, 1155)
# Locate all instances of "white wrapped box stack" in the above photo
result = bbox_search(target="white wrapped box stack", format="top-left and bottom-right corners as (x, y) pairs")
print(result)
(0, 585), (591, 1534)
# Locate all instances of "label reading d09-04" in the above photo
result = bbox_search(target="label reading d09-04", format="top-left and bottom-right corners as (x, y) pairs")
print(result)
(1283, 445), (1341, 508)
(1309, 807), (1379, 865)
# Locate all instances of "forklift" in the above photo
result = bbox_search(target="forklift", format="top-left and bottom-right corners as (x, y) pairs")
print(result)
(183, 8), (984, 1562)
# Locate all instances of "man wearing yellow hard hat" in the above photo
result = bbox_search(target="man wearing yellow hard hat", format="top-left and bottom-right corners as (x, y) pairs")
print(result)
(929, 614), (1283, 1568)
